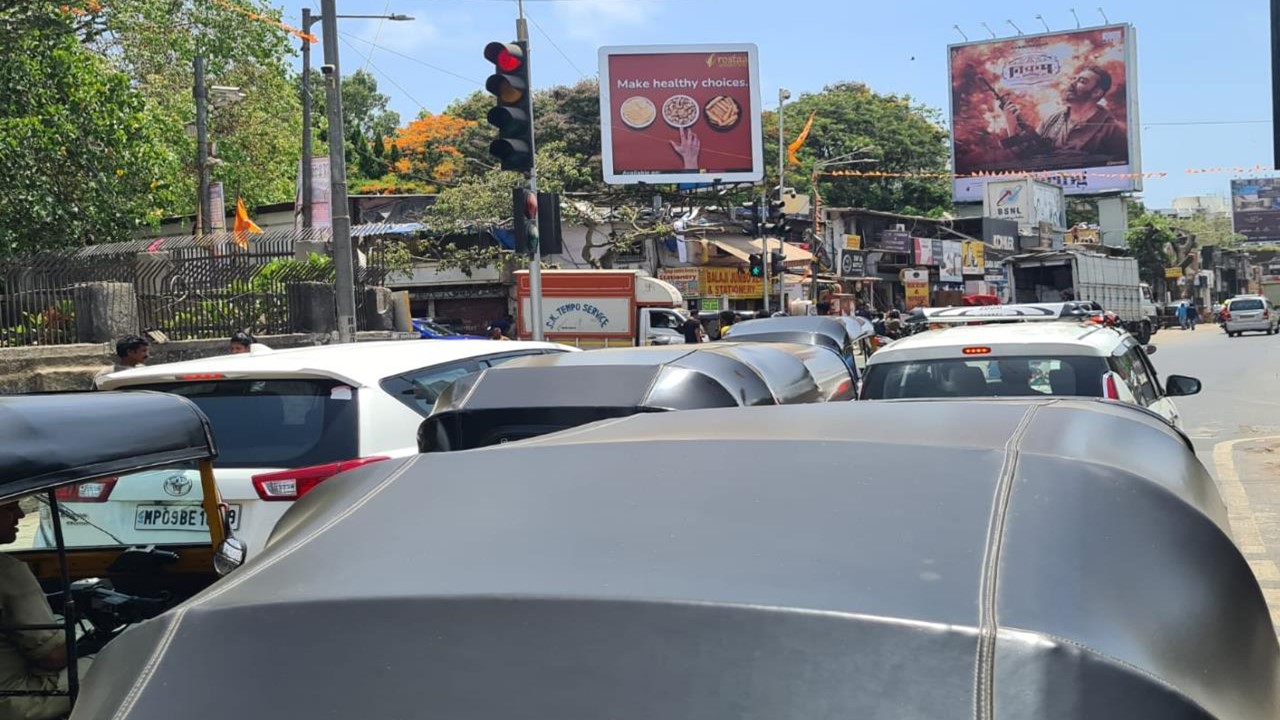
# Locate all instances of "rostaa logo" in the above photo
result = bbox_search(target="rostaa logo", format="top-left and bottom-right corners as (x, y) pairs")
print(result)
(706, 52), (748, 68)
(1002, 53), (1061, 86)
(996, 186), (1023, 207)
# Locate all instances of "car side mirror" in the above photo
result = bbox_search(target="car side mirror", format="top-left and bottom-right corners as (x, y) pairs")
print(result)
(1145, 344), (1157, 356)
(214, 535), (247, 576)
(1165, 374), (1201, 397)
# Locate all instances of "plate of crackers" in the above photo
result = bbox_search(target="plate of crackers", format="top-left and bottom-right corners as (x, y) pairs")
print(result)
(703, 95), (742, 132)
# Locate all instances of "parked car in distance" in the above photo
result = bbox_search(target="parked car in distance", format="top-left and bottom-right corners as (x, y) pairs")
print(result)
(1222, 295), (1279, 337)
(83, 340), (573, 556)
(412, 317), (486, 340)
(860, 320), (1200, 428)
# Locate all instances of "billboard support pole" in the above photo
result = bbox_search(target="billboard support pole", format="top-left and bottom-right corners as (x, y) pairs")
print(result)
(1274, 0), (1280, 167)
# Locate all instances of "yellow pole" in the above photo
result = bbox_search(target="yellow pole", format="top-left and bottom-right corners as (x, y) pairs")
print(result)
(198, 460), (226, 547)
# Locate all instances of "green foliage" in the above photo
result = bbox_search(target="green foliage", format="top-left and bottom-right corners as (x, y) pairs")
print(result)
(0, 4), (165, 253)
(1126, 213), (1177, 287)
(765, 82), (952, 216)
(1168, 212), (1244, 249)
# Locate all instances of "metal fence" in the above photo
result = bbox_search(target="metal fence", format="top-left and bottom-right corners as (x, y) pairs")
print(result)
(0, 229), (389, 346)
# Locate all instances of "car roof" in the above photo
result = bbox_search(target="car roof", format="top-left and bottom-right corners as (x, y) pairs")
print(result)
(868, 322), (1125, 364)
(98, 340), (572, 389)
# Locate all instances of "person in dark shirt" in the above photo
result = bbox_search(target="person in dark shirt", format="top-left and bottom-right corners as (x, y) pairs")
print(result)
(680, 311), (704, 344)
(1001, 65), (1127, 164)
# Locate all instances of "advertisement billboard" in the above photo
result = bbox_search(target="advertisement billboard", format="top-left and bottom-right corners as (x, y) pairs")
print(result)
(599, 44), (763, 185)
(949, 25), (1140, 202)
(961, 241), (985, 275)
(1230, 178), (1280, 244)
(839, 249), (866, 278)
(914, 237), (937, 265)
(940, 241), (963, 282)
(876, 230), (912, 254)
(982, 218), (1019, 251)
(983, 178), (1065, 232)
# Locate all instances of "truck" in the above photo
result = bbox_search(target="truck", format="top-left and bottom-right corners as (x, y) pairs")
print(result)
(515, 269), (689, 348)
(1004, 249), (1159, 343)
(1262, 281), (1280, 309)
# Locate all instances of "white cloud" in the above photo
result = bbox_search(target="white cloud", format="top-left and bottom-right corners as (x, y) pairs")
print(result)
(554, 0), (658, 41)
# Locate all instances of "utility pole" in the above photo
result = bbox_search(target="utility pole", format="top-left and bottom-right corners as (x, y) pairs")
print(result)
(517, 0), (544, 341)
(194, 55), (211, 238)
(320, 0), (357, 343)
(810, 164), (821, 303)
(300, 8), (314, 230)
(1273, 0), (1280, 167)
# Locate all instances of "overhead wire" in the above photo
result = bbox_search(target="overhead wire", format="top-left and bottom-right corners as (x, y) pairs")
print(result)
(362, 1), (394, 74)
(340, 32), (484, 86)
(525, 12), (589, 79)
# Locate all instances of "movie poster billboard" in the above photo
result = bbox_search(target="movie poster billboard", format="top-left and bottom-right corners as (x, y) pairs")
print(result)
(940, 241), (964, 282)
(1230, 178), (1280, 244)
(949, 25), (1140, 202)
(599, 44), (763, 185)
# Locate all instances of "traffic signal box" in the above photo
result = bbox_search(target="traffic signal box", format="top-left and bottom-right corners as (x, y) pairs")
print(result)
(484, 41), (533, 173)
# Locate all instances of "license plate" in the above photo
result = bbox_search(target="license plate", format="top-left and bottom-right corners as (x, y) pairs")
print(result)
(134, 504), (241, 531)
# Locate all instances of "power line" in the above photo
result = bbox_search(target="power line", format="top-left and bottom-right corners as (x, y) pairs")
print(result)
(525, 12), (589, 79)
(362, 1), (394, 74)
(1142, 120), (1271, 127)
(339, 32), (483, 86)
(338, 36), (431, 117)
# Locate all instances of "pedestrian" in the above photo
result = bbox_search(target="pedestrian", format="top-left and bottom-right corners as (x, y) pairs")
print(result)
(680, 311), (705, 344)
(488, 326), (512, 341)
(1176, 301), (1189, 330)
(489, 313), (515, 339)
(1188, 301), (1198, 330)
(229, 331), (256, 354)
(717, 310), (736, 339)
(93, 335), (149, 389)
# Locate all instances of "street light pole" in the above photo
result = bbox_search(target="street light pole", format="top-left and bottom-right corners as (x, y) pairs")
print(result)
(194, 55), (211, 238)
(300, 8), (313, 230)
(777, 88), (790, 313)
(516, 0), (544, 341)
(320, 0), (357, 343)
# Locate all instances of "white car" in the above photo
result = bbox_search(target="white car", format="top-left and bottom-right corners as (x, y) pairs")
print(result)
(51, 340), (572, 556)
(1222, 295), (1279, 337)
(859, 321), (1201, 428)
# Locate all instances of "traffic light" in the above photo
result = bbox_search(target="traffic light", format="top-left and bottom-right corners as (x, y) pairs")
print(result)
(749, 253), (764, 278)
(741, 200), (761, 236)
(512, 187), (539, 254)
(536, 191), (563, 256)
(764, 199), (791, 237)
(484, 41), (533, 173)
(770, 250), (784, 275)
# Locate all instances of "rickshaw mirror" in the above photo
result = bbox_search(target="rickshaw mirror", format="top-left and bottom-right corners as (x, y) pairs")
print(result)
(1145, 344), (1158, 356)
(214, 536), (247, 576)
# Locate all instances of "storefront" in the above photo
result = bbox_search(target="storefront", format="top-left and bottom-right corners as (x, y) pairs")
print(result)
(657, 266), (802, 313)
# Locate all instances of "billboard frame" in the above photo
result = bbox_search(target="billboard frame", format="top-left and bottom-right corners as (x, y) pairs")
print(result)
(598, 43), (764, 186)
(946, 23), (1141, 203)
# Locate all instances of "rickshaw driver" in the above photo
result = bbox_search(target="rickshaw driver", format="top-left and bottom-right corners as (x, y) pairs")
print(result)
(0, 499), (92, 720)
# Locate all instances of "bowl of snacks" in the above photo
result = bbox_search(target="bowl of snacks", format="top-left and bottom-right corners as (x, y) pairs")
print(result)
(619, 96), (656, 130)
(703, 95), (742, 132)
(662, 95), (700, 129)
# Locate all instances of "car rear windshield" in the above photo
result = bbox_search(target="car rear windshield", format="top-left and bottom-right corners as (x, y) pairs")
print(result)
(129, 379), (359, 468)
(1230, 298), (1264, 311)
(861, 355), (1108, 400)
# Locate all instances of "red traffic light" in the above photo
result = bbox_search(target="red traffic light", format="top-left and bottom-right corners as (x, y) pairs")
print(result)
(484, 42), (524, 72)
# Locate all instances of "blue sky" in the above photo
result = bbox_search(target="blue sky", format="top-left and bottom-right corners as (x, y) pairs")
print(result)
(280, 0), (1275, 208)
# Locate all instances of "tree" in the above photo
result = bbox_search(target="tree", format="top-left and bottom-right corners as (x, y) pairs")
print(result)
(391, 113), (477, 188)
(74, 0), (302, 217)
(0, 4), (164, 253)
(1169, 213), (1243, 249)
(766, 82), (951, 216)
(305, 69), (400, 158)
(1127, 213), (1177, 291)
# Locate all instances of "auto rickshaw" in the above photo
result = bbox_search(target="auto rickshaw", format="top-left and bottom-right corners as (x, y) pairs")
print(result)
(0, 391), (245, 716)
(69, 398), (1280, 719)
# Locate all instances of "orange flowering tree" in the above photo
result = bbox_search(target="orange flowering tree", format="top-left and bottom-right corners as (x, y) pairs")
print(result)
(388, 113), (477, 190)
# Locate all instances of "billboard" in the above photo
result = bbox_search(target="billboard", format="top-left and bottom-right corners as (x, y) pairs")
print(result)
(983, 178), (1065, 232)
(599, 44), (763, 185)
(940, 241), (964, 282)
(961, 241), (985, 275)
(982, 218), (1019, 251)
(914, 237), (937, 265)
(949, 25), (1139, 202)
(1230, 178), (1280, 244)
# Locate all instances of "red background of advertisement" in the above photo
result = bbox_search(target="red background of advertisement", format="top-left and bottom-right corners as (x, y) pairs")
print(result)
(607, 52), (754, 175)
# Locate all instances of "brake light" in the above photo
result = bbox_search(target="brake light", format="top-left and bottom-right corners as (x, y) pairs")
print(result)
(1103, 373), (1121, 400)
(177, 373), (226, 380)
(962, 347), (991, 355)
(1265, 310), (1270, 319)
(54, 478), (118, 503)
(251, 457), (390, 501)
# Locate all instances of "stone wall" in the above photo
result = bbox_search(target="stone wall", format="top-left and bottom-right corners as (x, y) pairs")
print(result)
(0, 331), (417, 394)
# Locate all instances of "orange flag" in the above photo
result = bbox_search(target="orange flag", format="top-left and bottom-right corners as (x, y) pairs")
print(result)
(232, 197), (262, 248)
(787, 111), (817, 166)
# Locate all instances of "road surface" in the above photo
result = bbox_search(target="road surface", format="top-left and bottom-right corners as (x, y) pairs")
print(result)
(1151, 322), (1280, 630)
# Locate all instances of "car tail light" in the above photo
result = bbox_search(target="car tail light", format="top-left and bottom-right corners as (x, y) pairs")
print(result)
(962, 347), (991, 355)
(251, 457), (390, 501)
(54, 478), (118, 503)
(177, 373), (226, 380)
(1265, 310), (1270, 319)
(1103, 373), (1121, 400)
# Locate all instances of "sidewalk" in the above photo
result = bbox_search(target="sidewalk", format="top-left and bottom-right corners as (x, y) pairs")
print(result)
(1213, 435), (1280, 634)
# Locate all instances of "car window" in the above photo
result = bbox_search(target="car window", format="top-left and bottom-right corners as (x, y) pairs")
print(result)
(861, 356), (1106, 399)
(1124, 347), (1159, 405)
(129, 379), (359, 469)
(480, 350), (549, 369)
(1229, 298), (1264, 311)
(381, 360), (481, 417)
(649, 310), (685, 330)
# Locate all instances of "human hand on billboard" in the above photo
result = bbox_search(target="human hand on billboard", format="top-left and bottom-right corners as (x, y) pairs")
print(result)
(669, 127), (701, 170)
(1001, 102), (1024, 136)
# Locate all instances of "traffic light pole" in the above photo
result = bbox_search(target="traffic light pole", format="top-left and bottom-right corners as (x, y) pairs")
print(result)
(759, 193), (770, 315)
(516, 2), (544, 341)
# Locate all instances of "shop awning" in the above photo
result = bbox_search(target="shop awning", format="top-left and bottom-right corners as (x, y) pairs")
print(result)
(708, 238), (813, 264)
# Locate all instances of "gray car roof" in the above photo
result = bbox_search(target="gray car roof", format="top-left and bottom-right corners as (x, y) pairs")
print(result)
(76, 399), (1278, 720)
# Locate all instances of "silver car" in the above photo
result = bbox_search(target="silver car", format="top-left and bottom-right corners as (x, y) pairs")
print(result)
(1223, 296), (1279, 337)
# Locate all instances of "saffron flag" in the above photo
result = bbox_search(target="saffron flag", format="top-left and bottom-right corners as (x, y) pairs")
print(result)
(787, 111), (816, 166)
(232, 197), (263, 248)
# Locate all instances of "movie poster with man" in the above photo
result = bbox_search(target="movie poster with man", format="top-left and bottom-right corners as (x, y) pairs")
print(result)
(949, 25), (1140, 203)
